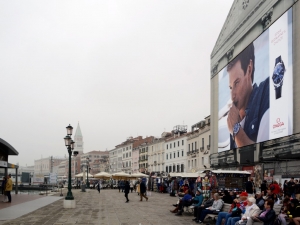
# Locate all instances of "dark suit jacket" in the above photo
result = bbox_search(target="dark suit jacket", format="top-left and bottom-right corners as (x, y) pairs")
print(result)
(257, 209), (276, 225)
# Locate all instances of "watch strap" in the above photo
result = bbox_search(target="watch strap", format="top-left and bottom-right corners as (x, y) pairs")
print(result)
(274, 55), (285, 70)
(275, 56), (282, 66)
(275, 85), (282, 99)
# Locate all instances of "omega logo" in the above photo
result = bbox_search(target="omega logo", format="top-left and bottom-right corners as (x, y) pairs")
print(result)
(273, 118), (284, 129)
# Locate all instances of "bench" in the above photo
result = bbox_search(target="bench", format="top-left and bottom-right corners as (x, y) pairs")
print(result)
(253, 204), (282, 225)
(204, 203), (232, 221)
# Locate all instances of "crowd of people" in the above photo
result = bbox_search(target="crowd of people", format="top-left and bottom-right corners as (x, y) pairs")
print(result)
(166, 176), (300, 225)
(116, 179), (149, 202)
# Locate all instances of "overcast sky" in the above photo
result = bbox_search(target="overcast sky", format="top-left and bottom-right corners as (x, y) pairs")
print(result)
(0, 0), (233, 166)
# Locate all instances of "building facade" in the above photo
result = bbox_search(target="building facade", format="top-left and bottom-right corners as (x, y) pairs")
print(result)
(186, 116), (211, 172)
(34, 157), (65, 177)
(147, 133), (170, 174)
(210, 0), (300, 185)
(109, 148), (118, 173)
(165, 125), (188, 173)
(79, 150), (109, 175)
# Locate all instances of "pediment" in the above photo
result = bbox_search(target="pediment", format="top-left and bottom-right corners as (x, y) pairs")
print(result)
(211, 0), (267, 58)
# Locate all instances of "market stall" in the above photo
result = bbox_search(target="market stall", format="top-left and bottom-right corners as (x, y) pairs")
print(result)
(198, 170), (251, 191)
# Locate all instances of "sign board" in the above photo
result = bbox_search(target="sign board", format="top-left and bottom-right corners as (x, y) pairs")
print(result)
(33, 174), (44, 183)
(21, 172), (30, 183)
(0, 160), (7, 167)
(49, 173), (57, 184)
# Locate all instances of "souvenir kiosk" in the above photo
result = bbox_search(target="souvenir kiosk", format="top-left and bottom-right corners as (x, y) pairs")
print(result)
(199, 170), (251, 191)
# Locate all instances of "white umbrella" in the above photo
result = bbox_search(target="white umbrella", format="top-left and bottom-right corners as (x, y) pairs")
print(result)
(130, 172), (149, 178)
(75, 172), (94, 178)
(94, 172), (111, 179)
(169, 172), (182, 177)
(180, 173), (199, 178)
(112, 172), (130, 180)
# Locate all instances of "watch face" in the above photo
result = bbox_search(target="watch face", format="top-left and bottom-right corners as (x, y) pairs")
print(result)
(272, 63), (285, 84)
(233, 123), (240, 134)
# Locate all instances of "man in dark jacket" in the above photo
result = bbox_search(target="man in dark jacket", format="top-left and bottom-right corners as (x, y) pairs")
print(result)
(124, 181), (130, 203)
(246, 178), (255, 195)
(140, 180), (148, 201)
(261, 180), (267, 195)
(288, 178), (296, 199)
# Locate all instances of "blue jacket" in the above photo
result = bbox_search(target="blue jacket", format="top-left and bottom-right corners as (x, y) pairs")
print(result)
(182, 194), (192, 202)
(193, 194), (204, 207)
(230, 77), (269, 148)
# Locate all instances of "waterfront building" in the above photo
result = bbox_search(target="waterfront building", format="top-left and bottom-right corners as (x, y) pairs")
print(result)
(186, 116), (211, 172)
(165, 125), (188, 173)
(210, 0), (300, 184)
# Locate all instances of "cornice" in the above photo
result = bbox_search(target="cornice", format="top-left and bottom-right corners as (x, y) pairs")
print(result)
(211, 0), (266, 59)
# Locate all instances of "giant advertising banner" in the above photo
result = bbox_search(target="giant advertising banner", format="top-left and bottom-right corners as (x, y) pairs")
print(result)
(218, 8), (293, 152)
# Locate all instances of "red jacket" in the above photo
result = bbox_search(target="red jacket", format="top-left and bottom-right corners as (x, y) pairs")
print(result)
(229, 200), (248, 212)
(270, 183), (281, 194)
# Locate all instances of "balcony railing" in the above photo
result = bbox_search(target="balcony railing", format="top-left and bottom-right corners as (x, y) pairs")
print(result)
(200, 147), (204, 152)
(207, 145), (210, 150)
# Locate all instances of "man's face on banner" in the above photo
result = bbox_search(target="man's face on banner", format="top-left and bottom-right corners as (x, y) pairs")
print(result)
(228, 60), (253, 110)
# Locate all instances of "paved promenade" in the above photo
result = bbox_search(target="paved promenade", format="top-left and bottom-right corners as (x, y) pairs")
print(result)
(0, 189), (203, 225)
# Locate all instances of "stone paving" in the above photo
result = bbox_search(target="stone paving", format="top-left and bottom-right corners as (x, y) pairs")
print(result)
(0, 188), (208, 225)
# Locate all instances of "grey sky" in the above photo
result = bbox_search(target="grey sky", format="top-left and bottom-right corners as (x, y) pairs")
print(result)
(0, 0), (233, 166)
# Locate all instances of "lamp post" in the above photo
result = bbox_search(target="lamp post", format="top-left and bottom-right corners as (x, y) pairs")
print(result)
(63, 124), (79, 208)
(86, 157), (90, 188)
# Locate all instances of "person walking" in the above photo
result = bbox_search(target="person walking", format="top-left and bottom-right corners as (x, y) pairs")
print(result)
(136, 180), (140, 195)
(97, 180), (101, 193)
(129, 181), (134, 193)
(124, 181), (130, 203)
(140, 179), (148, 201)
(5, 174), (12, 203)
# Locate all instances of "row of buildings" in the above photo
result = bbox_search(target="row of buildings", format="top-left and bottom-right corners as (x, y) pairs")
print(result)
(15, 117), (212, 182)
(109, 116), (211, 175)
(2, 0), (300, 185)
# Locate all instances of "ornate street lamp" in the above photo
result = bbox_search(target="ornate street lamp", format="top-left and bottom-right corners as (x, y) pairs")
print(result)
(63, 124), (75, 201)
(86, 157), (90, 188)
